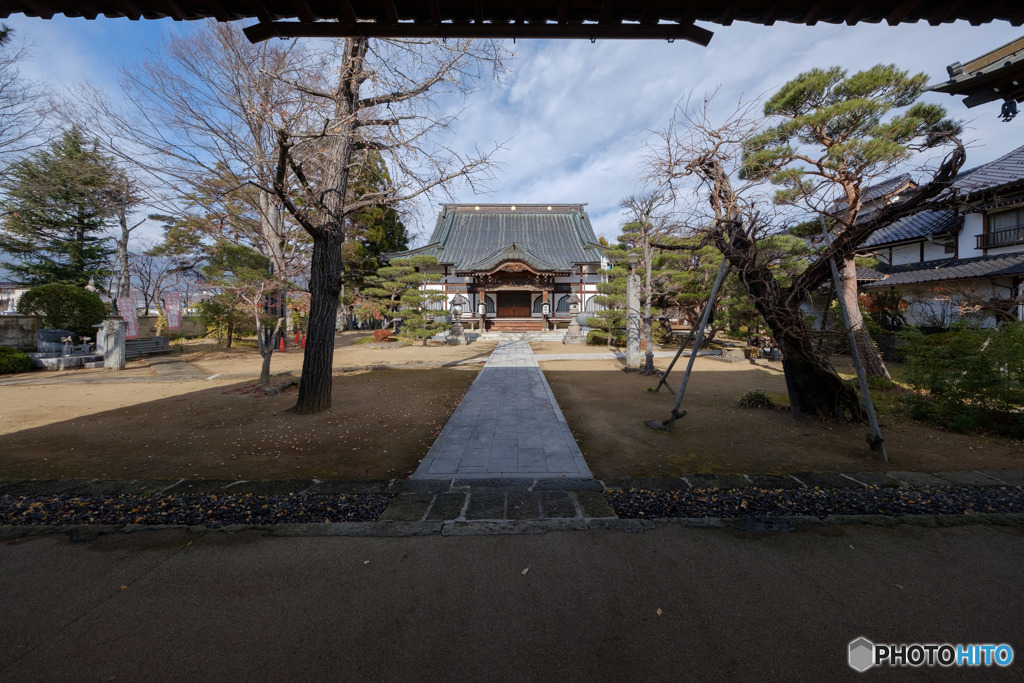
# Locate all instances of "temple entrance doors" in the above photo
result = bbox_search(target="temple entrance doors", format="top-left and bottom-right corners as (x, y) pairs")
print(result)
(496, 291), (531, 317)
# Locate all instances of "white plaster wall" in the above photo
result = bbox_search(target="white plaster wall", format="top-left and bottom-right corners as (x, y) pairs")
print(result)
(958, 213), (984, 256)
(890, 243), (921, 266)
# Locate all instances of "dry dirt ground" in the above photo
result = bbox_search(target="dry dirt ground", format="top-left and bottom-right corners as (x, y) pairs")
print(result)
(542, 355), (1024, 478)
(1, 334), (1021, 480)
(0, 333), (493, 480)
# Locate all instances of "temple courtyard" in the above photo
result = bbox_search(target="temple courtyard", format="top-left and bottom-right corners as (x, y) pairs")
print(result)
(0, 331), (1020, 481)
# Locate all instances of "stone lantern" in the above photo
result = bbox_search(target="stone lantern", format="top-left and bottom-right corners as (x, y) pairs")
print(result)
(448, 293), (469, 345)
(562, 293), (584, 345)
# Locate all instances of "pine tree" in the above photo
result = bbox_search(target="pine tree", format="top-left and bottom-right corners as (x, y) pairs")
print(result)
(357, 255), (446, 344)
(0, 128), (117, 285)
(741, 64), (960, 378)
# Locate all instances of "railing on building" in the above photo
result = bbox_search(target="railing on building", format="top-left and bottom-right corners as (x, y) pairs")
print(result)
(977, 227), (1024, 249)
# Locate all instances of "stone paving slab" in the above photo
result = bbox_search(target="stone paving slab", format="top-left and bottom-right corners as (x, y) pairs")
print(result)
(933, 471), (1010, 487)
(412, 341), (592, 480)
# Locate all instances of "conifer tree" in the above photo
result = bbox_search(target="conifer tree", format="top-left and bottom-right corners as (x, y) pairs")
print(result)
(0, 128), (117, 285)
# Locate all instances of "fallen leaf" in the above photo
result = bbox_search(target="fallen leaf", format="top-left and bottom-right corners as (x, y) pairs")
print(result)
(656, 608), (663, 616)
(120, 585), (127, 590)
(363, 560), (370, 565)
(521, 567), (530, 575)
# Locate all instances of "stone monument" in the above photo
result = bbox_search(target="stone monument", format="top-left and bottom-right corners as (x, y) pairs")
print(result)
(562, 293), (585, 345)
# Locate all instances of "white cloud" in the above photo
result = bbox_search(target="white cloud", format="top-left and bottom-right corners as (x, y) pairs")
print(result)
(5, 15), (1024, 246)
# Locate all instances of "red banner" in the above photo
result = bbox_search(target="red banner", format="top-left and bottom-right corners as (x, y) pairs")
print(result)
(162, 292), (181, 331)
(117, 298), (139, 339)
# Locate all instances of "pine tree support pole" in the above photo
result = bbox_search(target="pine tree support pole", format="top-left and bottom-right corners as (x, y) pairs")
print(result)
(820, 216), (888, 462)
(646, 254), (732, 432)
(653, 254), (732, 395)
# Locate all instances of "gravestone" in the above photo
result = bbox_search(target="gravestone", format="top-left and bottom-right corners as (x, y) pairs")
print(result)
(37, 329), (75, 354)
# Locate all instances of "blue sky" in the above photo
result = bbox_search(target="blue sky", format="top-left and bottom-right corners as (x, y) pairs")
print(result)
(4, 15), (1024, 244)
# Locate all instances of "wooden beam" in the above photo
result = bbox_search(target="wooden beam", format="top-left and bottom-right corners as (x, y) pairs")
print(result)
(429, 0), (440, 25)
(639, 2), (657, 25)
(719, 0), (743, 26)
(803, 0), (826, 26)
(337, 0), (356, 24)
(107, 0), (143, 20)
(928, 0), (968, 25)
(599, 0), (613, 25)
(243, 20), (716, 46)
(382, 0), (398, 24)
(17, 0), (56, 17)
(557, 0), (568, 24)
(844, 1), (867, 26)
(292, 0), (316, 23)
(205, 0), (231, 21)
(163, 0), (185, 20)
(474, 0), (483, 23)
(886, 0), (923, 26)
(762, 0), (781, 26)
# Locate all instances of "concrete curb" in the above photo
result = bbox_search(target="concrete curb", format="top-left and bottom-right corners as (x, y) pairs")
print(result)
(3, 512), (1023, 542)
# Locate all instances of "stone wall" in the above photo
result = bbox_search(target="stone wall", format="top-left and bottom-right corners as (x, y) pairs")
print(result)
(135, 316), (205, 338)
(0, 315), (39, 351)
(0, 315), (204, 350)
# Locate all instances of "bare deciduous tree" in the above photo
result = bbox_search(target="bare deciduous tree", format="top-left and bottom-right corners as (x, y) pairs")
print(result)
(265, 37), (507, 414)
(0, 27), (47, 174)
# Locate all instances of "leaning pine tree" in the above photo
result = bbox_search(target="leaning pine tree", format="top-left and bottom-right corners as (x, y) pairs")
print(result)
(650, 65), (965, 420)
(741, 64), (963, 379)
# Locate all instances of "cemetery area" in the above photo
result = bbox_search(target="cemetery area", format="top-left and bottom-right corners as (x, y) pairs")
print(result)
(0, 334), (1020, 482)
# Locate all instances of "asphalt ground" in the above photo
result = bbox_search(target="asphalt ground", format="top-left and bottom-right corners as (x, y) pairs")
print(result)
(1, 523), (1022, 681)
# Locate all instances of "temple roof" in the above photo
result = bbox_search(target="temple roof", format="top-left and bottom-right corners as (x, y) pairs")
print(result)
(391, 204), (604, 272)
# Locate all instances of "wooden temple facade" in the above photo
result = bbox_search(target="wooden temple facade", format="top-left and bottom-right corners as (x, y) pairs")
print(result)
(390, 204), (606, 332)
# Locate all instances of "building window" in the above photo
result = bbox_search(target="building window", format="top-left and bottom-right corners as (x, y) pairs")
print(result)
(555, 295), (570, 313)
(532, 296), (544, 313)
(485, 296), (495, 314)
(584, 295), (599, 312)
(979, 209), (1024, 249)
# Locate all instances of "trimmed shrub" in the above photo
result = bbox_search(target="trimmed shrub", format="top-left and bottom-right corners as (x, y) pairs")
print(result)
(373, 329), (393, 343)
(587, 330), (626, 346)
(17, 284), (106, 338)
(734, 390), (775, 409)
(0, 346), (33, 374)
(898, 323), (1024, 437)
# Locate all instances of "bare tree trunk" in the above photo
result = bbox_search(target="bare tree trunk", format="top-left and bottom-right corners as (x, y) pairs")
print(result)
(292, 232), (344, 412)
(117, 207), (132, 298)
(640, 243), (656, 375)
(286, 37), (365, 415)
(841, 256), (891, 379)
(258, 317), (285, 386)
(745, 270), (866, 420)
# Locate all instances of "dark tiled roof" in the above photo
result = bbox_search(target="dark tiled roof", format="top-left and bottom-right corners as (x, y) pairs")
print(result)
(860, 209), (959, 248)
(861, 174), (915, 205)
(855, 266), (886, 281)
(391, 204), (603, 272)
(863, 252), (1024, 288)
(950, 145), (1024, 196)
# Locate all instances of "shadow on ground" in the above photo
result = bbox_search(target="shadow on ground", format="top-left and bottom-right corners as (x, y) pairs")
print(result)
(0, 368), (478, 481)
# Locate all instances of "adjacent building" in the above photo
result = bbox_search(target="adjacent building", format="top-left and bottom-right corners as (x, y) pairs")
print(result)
(857, 145), (1024, 327)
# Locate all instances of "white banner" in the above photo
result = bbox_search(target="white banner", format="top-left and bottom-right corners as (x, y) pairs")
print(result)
(117, 298), (139, 339)
(162, 292), (182, 331)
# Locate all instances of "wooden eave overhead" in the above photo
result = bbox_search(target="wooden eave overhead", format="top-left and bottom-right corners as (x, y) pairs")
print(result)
(0, 1), (1021, 45)
(928, 36), (1024, 106)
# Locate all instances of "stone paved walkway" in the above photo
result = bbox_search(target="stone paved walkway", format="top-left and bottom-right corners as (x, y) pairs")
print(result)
(412, 341), (592, 479)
